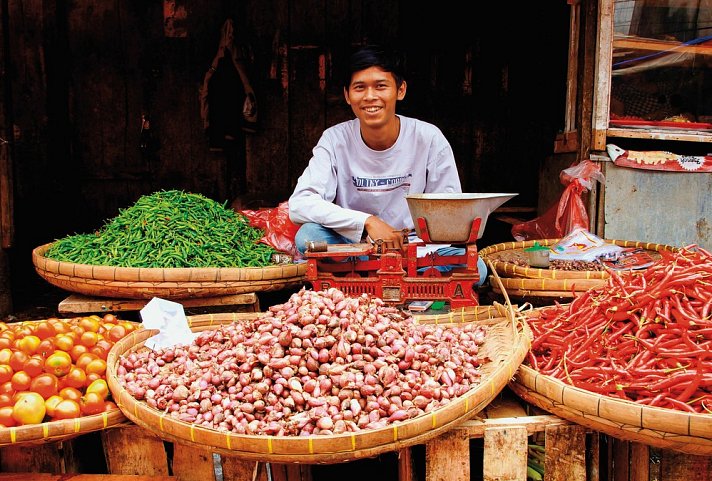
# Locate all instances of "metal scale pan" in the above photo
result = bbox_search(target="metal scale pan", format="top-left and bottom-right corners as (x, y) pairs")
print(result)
(406, 193), (518, 244)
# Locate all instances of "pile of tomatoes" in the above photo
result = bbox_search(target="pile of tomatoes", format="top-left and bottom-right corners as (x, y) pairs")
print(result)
(0, 314), (136, 427)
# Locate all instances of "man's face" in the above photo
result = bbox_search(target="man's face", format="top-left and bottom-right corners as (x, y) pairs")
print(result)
(344, 66), (406, 130)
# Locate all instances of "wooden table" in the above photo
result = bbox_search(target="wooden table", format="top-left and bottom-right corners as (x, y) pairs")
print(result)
(57, 292), (260, 315)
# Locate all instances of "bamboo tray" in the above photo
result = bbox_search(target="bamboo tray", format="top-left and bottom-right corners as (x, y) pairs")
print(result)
(509, 364), (712, 456)
(0, 317), (140, 447)
(0, 409), (128, 447)
(480, 238), (674, 280)
(32, 243), (307, 299)
(107, 308), (531, 463)
(488, 275), (605, 299)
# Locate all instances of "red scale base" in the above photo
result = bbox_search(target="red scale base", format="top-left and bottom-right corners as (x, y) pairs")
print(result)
(304, 218), (483, 309)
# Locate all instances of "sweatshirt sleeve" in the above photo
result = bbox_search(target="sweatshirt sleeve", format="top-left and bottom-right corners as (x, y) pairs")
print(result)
(425, 134), (462, 194)
(288, 138), (370, 243)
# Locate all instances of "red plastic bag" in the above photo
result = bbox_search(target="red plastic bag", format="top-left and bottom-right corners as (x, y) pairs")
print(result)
(240, 201), (301, 259)
(511, 160), (604, 241)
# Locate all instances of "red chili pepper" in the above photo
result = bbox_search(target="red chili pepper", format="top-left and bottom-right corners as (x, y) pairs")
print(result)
(570, 379), (621, 394)
(631, 371), (700, 391)
(664, 397), (698, 413)
(702, 299), (712, 320)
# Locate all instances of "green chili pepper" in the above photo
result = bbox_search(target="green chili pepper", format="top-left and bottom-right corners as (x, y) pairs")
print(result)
(45, 190), (279, 268)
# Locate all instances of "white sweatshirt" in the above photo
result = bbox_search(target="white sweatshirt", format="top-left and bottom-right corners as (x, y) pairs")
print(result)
(289, 116), (462, 242)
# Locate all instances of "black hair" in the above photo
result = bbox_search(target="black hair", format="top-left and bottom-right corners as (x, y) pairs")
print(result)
(343, 45), (406, 90)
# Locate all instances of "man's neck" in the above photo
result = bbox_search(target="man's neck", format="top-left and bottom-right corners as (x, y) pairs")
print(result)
(361, 117), (400, 151)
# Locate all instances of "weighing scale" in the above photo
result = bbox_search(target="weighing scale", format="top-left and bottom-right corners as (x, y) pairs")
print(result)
(304, 193), (517, 310)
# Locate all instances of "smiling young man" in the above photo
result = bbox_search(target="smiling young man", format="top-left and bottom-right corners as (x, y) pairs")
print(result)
(288, 45), (486, 284)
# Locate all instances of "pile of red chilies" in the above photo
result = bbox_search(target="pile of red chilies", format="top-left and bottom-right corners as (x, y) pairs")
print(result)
(525, 245), (712, 413)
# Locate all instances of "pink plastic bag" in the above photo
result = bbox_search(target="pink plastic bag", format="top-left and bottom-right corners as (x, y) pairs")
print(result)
(511, 160), (604, 241)
(240, 201), (301, 258)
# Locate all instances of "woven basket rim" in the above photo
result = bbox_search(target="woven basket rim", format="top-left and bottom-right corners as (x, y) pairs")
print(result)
(0, 411), (128, 447)
(480, 238), (676, 280)
(32, 242), (307, 299)
(510, 364), (712, 455)
(33, 243), (307, 279)
(107, 309), (531, 463)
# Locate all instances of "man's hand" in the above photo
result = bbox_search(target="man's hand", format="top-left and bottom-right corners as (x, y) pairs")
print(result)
(364, 216), (404, 251)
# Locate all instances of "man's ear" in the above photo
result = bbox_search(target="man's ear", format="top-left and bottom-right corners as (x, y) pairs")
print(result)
(344, 87), (350, 105)
(397, 81), (407, 101)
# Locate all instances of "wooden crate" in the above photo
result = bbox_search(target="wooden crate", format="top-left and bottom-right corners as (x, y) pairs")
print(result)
(1, 393), (710, 481)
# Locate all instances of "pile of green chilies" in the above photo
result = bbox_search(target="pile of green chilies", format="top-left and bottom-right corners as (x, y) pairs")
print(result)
(44, 190), (278, 268)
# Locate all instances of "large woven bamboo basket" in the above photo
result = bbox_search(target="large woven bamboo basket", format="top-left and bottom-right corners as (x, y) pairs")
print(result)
(0, 317), (140, 447)
(0, 409), (128, 447)
(509, 364), (712, 456)
(480, 238), (675, 280)
(487, 275), (605, 299)
(107, 306), (531, 463)
(32, 243), (307, 299)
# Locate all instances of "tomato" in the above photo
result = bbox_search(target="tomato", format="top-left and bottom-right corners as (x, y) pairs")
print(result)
(86, 378), (109, 399)
(79, 331), (99, 348)
(13, 325), (33, 339)
(12, 392), (46, 425)
(85, 358), (107, 376)
(50, 320), (69, 335)
(89, 346), (108, 360)
(69, 344), (89, 362)
(59, 386), (82, 402)
(0, 364), (13, 383)
(44, 351), (72, 378)
(76, 352), (98, 371)
(102, 400), (118, 412)
(17, 335), (41, 354)
(53, 335), (74, 352)
(64, 366), (87, 389)
(52, 399), (80, 420)
(102, 313), (118, 324)
(79, 317), (101, 333)
(0, 393), (15, 408)
(0, 348), (12, 365)
(34, 321), (57, 340)
(9, 350), (29, 372)
(0, 337), (12, 351)
(100, 323), (116, 336)
(36, 338), (56, 358)
(10, 370), (31, 391)
(79, 391), (105, 415)
(0, 381), (15, 395)
(44, 395), (63, 418)
(23, 355), (46, 378)
(29, 373), (59, 399)
(92, 339), (113, 360)
(85, 372), (102, 385)
(0, 405), (17, 427)
(108, 325), (127, 342)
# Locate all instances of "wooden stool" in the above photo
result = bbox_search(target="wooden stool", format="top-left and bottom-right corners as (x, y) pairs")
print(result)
(57, 293), (260, 315)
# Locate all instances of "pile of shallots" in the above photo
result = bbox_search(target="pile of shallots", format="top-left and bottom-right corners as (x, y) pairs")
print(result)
(117, 288), (488, 436)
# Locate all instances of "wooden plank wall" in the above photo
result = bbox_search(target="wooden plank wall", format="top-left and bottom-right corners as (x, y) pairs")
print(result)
(3, 0), (570, 306)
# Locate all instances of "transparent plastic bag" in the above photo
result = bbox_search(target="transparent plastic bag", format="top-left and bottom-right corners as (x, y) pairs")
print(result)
(512, 160), (604, 241)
